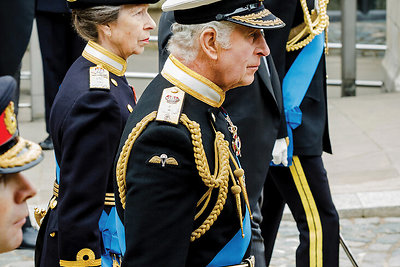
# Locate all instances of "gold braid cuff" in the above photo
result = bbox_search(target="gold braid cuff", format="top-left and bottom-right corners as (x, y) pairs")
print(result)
(59, 248), (101, 267)
(286, 0), (330, 53)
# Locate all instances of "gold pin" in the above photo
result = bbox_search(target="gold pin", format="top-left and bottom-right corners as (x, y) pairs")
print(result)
(111, 78), (118, 86)
(211, 113), (216, 122)
(50, 232), (55, 237)
(127, 104), (133, 113)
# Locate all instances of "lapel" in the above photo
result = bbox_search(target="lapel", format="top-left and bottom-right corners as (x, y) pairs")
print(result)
(258, 56), (277, 105)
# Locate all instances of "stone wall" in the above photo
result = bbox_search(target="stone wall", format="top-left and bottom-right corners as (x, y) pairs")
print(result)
(382, 0), (400, 91)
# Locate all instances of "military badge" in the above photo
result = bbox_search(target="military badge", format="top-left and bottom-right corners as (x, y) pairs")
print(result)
(221, 109), (242, 157)
(3, 102), (17, 136)
(148, 154), (179, 167)
(89, 65), (110, 89)
(156, 87), (185, 125)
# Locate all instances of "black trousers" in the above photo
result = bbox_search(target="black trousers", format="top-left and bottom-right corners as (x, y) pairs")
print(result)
(261, 155), (339, 267)
(36, 11), (85, 133)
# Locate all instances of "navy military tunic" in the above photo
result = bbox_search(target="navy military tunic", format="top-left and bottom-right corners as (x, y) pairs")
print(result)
(114, 55), (252, 267)
(35, 40), (136, 267)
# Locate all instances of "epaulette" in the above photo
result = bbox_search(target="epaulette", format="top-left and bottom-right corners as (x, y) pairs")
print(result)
(155, 86), (185, 125)
(89, 65), (110, 90)
(286, 0), (329, 53)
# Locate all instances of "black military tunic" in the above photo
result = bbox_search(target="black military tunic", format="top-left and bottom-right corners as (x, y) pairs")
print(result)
(35, 40), (136, 267)
(114, 55), (252, 267)
(261, 0), (340, 266)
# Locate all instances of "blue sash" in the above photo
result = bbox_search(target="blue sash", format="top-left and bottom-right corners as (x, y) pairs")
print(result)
(99, 207), (124, 266)
(277, 32), (325, 166)
(114, 206), (250, 266)
(206, 208), (251, 267)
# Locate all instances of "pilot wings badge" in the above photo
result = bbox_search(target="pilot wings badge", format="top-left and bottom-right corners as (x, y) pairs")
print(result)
(148, 154), (178, 167)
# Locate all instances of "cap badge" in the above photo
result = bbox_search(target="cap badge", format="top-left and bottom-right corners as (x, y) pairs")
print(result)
(4, 102), (17, 135)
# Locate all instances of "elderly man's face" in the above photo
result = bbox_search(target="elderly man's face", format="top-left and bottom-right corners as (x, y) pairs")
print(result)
(0, 173), (36, 253)
(215, 25), (269, 91)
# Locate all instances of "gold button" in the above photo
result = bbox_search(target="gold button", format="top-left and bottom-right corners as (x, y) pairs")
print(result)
(111, 78), (118, 86)
(127, 104), (133, 113)
(50, 197), (57, 210)
(171, 88), (178, 93)
(50, 232), (55, 237)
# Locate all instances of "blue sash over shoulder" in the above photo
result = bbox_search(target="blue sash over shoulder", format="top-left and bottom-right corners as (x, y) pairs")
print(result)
(280, 31), (325, 165)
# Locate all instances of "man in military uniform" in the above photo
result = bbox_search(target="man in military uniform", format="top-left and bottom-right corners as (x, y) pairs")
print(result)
(0, 76), (43, 253)
(157, 10), (288, 267)
(260, 0), (340, 266)
(114, 0), (285, 266)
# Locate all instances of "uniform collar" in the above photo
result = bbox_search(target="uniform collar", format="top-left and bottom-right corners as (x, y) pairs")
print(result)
(82, 41), (127, 76)
(161, 55), (225, 108)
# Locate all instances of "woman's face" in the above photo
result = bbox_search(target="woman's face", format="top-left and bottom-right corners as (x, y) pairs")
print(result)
(0, 173), (36, 253)
(107, 4), (156, 59)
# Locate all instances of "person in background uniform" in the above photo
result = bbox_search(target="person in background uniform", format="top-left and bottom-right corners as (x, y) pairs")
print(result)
(0, 75), (43, 253)
(35, 0), (86, 150)
(260, 0), (340, 266)
(0, 0), (35, 115)
(34, 0), (158, 266)
(0, 0), (40, 249)
(158, 11), (288, 267)
(114, 0), (284, 266)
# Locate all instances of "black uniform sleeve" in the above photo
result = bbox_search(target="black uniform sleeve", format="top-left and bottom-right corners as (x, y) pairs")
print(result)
(121, 123), (200, 267)
(57, 90), (122, 264)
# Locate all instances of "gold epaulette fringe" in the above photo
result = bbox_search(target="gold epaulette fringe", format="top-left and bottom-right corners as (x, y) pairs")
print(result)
(286, 0), (330, 54)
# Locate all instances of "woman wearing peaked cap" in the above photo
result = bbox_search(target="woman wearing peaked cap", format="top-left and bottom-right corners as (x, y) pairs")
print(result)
(114, 0), (284, 266)
(34, 0), (159, 266)
(0, 76), (42, 253)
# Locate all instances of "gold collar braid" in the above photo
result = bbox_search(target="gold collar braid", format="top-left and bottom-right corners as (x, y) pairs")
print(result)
(286, 0), (330, 53)
(116, 112), (251, 242)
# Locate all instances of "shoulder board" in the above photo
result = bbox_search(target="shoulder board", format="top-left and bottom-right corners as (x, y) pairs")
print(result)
(89, 65), (110, 90)
(156, 86), (185, 125)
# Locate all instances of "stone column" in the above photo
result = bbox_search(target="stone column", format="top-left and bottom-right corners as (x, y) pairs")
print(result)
(382, 0), (400, 92)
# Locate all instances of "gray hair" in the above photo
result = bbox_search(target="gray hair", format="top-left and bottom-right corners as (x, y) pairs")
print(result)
(167, 21), (235, 64)
(72, 6), (121, 42)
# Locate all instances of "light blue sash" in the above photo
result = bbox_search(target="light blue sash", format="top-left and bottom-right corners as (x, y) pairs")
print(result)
(99, 207), (124, 266)
(206, 208), (251, 267)
(280, 32), (325, 165)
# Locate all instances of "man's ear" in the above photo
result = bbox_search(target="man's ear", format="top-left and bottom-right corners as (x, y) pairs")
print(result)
(199, 28), (218, 60)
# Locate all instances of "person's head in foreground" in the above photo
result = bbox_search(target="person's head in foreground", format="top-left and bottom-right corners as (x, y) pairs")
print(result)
(0, 76), (43, 253)
(163, 0), (285, 91)
(69, 0), (159, 59)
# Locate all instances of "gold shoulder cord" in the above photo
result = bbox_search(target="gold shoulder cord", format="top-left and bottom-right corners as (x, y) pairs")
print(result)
(286, 0), (330, 53)
(116, 112), (251, 242)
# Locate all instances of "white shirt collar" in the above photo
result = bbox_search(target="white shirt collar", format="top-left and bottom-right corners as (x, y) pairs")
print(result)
(82, 41), (127, 76)
(161, 55), (225, 107)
